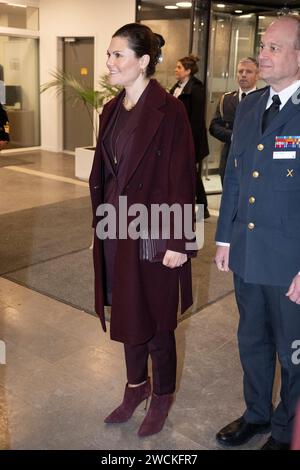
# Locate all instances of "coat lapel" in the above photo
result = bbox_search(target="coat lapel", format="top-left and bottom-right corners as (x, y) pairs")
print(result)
(252, 87), (270, 138)
(100, 92), (125, 175)
(121, 80), (166, 190)
(101, 91), (125, 142)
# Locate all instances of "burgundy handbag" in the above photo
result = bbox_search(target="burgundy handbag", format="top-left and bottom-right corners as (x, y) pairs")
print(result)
(139, 236), (167, 263)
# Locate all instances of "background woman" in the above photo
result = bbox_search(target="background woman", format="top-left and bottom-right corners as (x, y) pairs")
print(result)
(170, 55), (210, 218)
(89, 23), (196, 437)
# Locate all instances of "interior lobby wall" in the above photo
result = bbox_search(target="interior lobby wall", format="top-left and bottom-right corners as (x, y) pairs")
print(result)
(39, 0), (135, 152)
(141, 19), (190, 90)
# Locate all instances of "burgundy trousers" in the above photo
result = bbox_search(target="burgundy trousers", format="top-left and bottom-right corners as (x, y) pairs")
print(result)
(124, 331), (176, 395)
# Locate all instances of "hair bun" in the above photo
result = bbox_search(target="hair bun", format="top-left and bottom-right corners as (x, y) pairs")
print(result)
(154, 33), (165, 48)
(188, 54), (199, 63)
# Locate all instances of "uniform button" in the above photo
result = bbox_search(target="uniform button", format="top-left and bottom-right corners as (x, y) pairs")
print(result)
(248, 222), (255, 230)
(257, 144), (264, 151)
(249, 196), (255, 204)
(138, 183), (143, 189)
(252, 171), (260, 178)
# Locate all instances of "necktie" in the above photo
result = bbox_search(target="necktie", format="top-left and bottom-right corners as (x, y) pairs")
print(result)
(262, 94), (281, 133)
(241, 92), (246, 100)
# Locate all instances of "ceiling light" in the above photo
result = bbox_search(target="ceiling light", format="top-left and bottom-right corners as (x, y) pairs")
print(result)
(259, 16), (266, 19)
(8, 3), (26, 7)
(165, 5), (179, 9)
(176, 2), (192, 7)
(235, 10), (243, 14)
(240, 14), (253, 18)
(216, 4), (226, 7)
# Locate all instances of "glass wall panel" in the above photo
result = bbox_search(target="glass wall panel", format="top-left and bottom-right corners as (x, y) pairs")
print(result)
(205, 3), (285, 174)
(137, 0), (191, 89)
(0, 35), (40, 148)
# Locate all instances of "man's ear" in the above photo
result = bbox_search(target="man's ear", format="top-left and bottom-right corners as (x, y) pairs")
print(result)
(297, 49), (300, 69)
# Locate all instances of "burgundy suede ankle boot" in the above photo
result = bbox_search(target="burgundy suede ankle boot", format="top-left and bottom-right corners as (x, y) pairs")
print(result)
(104, 378), (151, 424)
(137, 393), (174, 437)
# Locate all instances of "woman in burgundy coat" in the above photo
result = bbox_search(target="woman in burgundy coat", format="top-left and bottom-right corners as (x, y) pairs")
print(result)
(89, 23), (196, 437)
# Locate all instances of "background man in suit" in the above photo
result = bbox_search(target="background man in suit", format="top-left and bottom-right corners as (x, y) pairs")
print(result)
(209, 57), (259, 185)
(214, 16), (300, 450)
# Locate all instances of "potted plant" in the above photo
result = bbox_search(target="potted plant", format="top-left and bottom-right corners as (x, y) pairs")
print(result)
(41, 71), (121, 180)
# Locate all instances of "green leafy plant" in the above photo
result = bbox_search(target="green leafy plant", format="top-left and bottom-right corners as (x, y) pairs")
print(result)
(41, 70), (121, 139)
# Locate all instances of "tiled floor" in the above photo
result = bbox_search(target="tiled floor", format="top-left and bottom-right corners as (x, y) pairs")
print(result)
(0, 150), (273, 450)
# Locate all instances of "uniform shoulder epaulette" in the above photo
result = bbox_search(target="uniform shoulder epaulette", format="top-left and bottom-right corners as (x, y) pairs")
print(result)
(248, 86), (269, 96)
(220, 91), (236, 117)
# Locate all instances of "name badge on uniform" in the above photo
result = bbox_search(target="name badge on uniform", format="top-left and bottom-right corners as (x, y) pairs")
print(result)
(273, 151), (296, 159)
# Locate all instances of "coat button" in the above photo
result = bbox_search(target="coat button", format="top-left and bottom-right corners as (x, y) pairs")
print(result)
(257, 144), (264, 151)
(93, 185), (100, 189)
(248, 222), (255, 230)
(156, 150), (161, 156)
(138, 183), (143, 189)
(249, 196), (255, 204)
(252, 171), (260, 178)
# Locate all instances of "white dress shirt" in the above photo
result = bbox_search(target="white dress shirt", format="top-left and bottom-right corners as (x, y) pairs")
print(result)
(173, 78), (189, 98)
(266, 80), (300, 110)
(238, 87), (257, 102)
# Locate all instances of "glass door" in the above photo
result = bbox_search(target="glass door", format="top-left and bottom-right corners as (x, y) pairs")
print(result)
(206, 7), (257, 174)
(0, 36), (40, 148)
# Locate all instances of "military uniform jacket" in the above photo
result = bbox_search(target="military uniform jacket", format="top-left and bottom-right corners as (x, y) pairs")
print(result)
(215, 86), (300, 286)
(209, 91), (239, 176)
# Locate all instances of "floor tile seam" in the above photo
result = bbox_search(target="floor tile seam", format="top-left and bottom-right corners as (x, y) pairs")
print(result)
(0, 194), (91, 218)
(0, 340), (110, 396)
(3, 166), (89, 187)
(1, 275), (97, 318)
(180, 289), (235, 324)
(1, 246), (92, 276)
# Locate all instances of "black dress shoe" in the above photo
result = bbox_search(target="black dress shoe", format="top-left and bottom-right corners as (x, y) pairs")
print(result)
(261, 436), (290, 450)
(204, 208), (210, 219)
(216, 416), (271, 446)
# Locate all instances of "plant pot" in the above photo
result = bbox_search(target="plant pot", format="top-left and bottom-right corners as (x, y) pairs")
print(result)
(75, 146), (95, 181)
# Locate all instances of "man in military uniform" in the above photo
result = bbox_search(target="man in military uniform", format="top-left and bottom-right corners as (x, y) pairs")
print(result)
(209, 57), (259, 185)
(215, 16), (300, 450)
(0, 102), (9, 149)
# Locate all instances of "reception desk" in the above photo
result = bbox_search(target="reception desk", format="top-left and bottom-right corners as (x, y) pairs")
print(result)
(7, 109), (36, 147)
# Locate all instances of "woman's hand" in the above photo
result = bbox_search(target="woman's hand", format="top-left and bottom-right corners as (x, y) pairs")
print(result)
(163, 250), (187, 269)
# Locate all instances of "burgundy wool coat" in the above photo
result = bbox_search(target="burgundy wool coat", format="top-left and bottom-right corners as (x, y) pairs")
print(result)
(89, 79), (196, 345)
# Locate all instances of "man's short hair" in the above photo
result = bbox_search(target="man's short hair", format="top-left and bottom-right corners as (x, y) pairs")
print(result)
(238, 57), (259, 69)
